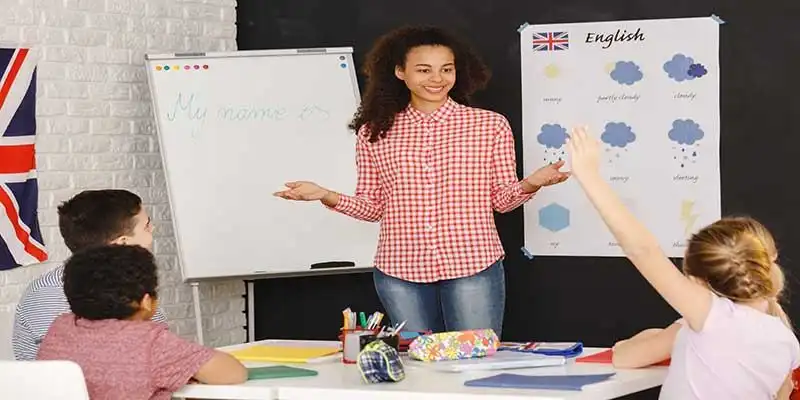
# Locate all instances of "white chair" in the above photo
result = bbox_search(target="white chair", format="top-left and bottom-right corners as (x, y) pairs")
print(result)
(0, 304), (16, 360)
(0, 260), (63, 360)
(0, 359), (90, 399)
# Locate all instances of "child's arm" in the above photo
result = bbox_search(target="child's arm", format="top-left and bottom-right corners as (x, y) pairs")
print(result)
(611, 323), (680, 369)
(566, 127), (712, 332)
(151, 327), (247, 391)
(776, 373), (794, 400)
(193, 350), (248, 384)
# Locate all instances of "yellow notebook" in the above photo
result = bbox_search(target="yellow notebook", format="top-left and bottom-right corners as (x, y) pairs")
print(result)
(229, 345), (340, 363)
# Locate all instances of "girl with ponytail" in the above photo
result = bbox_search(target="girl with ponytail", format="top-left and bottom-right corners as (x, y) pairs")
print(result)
(566, 127), (799, 400)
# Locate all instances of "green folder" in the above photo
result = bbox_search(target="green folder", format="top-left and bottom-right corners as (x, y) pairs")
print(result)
(247, 365), (319, 380)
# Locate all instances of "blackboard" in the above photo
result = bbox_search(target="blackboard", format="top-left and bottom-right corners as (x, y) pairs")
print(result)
(238, 0), (800, 351)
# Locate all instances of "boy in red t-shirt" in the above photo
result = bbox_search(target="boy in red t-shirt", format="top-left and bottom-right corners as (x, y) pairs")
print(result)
(37, 245), (246, 399)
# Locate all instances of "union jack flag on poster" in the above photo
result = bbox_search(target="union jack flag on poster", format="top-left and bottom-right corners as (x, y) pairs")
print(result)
(532, 32), (569, 51)
(0, 48), (47, 270)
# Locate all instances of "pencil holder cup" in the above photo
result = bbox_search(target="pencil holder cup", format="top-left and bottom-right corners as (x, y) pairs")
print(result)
(359, 333), (399, 353)
(341, 329), (378, 364)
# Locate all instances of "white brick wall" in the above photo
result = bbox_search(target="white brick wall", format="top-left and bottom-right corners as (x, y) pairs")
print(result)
(0, 0), (244, 347)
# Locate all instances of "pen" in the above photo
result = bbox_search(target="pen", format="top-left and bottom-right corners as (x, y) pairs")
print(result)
(367, 312), (379, 329)
(359, 312), (367, 328)
(392, 320), (407, 336)
(342, 308), (350, 329)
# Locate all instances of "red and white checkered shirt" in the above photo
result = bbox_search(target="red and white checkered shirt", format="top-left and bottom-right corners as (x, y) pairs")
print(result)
(331, 98), (535, 283)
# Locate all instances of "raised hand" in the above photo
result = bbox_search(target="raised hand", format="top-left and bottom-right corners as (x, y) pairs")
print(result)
(565, 125), (601, 180)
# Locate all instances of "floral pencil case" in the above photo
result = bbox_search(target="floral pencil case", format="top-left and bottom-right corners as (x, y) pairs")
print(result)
(408, 329), (499, 362)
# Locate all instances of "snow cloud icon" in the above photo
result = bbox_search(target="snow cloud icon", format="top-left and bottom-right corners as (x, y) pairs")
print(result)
(610, 61), (643, 85)
(668, 119), (704, 145)
(601, 122), (636, 148)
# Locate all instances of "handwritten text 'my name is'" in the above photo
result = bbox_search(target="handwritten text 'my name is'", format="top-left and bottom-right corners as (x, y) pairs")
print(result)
(165, 93), (331, 123)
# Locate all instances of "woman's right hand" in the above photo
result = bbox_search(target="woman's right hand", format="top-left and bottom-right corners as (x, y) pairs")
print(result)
(273, 181), (329, 201)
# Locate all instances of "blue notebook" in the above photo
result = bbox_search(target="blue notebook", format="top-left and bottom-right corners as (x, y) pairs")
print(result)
(463, 373), (616, 390)
(498, 342), (584, 358)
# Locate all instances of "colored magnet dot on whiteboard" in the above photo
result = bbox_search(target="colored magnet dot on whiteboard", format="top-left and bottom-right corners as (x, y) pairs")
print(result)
(193, 65), (199, 69)
(163, 65), (170, 70)
(173, 65), (179, 70)
(155, 65), (162, 71)
(202, 65), (209, 69)
(340, 63), (347, 68)
(184, 65), (190, 70)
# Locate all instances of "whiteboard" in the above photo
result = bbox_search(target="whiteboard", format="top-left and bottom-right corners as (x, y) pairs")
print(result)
(144, 48), (379, 281)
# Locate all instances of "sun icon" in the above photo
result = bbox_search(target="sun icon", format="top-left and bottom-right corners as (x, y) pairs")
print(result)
(544, 64), (560, 78)
(604, 63), (616, 74)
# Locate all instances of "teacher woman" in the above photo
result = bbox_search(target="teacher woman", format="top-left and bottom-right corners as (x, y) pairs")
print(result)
(274, 26), (569, 337)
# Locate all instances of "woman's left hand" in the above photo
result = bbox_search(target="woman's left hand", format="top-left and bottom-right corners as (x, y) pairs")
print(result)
(523, 159), (570, 191)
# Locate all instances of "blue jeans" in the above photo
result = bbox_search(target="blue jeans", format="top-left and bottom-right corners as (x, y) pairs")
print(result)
(372, 260), (505, 338)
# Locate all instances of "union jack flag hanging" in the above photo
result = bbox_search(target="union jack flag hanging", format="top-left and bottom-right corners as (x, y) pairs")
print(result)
(532, 32), (569, 51)
(0, 48), (47, 270)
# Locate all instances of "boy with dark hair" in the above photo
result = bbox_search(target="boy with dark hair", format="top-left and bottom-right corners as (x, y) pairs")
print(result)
(12, 189), (166, 360)
(37, 245), (247, 398)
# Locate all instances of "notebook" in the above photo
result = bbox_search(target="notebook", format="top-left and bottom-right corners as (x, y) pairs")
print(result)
(499, 342), (583, 357)
(463, 373), (616, 390)
(576, 349), (671, 366)
(247, 365), (319, 380)
(230, 345), (340, 363)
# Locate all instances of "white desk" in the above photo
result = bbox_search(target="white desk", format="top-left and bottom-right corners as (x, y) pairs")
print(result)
(173, 340), (667, 400)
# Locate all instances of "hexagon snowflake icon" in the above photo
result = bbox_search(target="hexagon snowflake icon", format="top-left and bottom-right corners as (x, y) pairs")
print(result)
(538, 203), (570, 232)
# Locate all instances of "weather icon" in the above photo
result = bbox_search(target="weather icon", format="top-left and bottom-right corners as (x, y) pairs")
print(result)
(539, 202), (570, 232)
(544, 64), (560, 78)
(536, 123), (568, 164)
(664, 54), (708, 82)
(668, 119), (704, 168)
(609, 61), (643, 85)
(680, 199), (699, 235)
(600, 122), (636, 163)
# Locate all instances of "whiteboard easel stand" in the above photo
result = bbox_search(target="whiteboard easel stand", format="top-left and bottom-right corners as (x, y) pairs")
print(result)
(191, 282), (204, 345)
(144, 47), (380, 345)
(189, 281), (256, 347)
(247, 281), (255, 342)
(188, 268), (373, 346)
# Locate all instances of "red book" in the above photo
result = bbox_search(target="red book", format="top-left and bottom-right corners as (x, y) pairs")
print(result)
(790, 368), (800, 399)
(576, 349), (671, 366)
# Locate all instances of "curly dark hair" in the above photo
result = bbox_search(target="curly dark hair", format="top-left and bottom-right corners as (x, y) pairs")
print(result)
(57, 189), (142, 252)
(63, 244), (158, 320)
(349, 25), (491, 142)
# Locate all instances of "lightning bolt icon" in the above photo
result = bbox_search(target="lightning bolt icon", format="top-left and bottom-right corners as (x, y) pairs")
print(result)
(680, 200), (698, 235)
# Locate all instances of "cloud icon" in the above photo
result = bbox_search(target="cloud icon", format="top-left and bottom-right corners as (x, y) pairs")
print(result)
(537, 123), (568, 149)
(669, 119), (704, 145)
(601, 122), (636, 148)
(610, 61), (643, 85)
(664, 54), (697, 82)
(688, 63), (707, 78)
